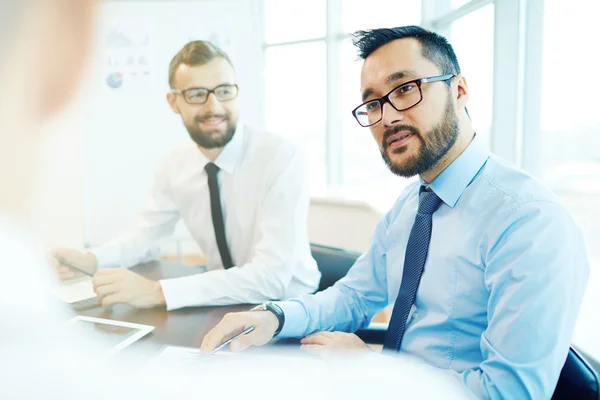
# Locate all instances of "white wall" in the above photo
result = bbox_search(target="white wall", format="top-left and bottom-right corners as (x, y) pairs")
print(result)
(30, 0), (264, 250)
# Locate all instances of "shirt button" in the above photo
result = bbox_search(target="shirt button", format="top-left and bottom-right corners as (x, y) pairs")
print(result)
(412, 312), (419, 319)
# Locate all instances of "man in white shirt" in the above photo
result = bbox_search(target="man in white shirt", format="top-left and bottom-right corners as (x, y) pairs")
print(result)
(52, 40), (320, 310)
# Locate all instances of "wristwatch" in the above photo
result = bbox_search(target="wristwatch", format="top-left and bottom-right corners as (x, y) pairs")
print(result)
(252, 302), (285, 336)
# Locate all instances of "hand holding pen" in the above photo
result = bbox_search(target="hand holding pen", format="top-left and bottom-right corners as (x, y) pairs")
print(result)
(50, 248), (98, 280)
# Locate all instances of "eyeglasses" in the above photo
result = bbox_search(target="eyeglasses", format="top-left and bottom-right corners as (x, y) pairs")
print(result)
(351, 74), (455, 127)
(171, 84), (239, 105)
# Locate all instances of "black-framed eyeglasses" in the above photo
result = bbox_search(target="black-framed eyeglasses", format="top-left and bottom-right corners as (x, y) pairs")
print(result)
(171, 84), (239, 105)
(351, 74), (455, 127)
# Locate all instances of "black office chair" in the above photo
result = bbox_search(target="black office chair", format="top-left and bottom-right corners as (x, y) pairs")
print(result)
(552, 347), (599, 400)
(310, 243), (360, 292)
(354, 325), (599, 399)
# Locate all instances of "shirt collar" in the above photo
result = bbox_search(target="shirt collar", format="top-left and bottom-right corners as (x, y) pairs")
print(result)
(420, 133), (490, 208)
(196, 124), (244, 175)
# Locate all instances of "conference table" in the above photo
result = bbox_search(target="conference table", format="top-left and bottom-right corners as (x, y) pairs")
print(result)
(75, 261), (472, 399)
(77, 261), (296, 354)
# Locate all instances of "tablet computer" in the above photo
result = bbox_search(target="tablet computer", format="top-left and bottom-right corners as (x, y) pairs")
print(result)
(66, 316), (155, 357)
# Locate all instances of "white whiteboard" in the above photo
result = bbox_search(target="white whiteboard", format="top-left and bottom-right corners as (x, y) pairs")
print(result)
(80, 1), (264, 247)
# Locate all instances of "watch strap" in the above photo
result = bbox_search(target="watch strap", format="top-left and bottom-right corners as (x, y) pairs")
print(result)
(253, 302), (285, 336)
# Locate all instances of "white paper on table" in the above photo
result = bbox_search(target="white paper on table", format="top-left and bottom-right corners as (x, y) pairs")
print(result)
(54, 277), (97, 304)
(150, 345), (327, 372)
(145, 345), (234, 372)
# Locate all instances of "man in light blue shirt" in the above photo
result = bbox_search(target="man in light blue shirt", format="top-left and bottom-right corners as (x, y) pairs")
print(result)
(201, 26), (589, 399)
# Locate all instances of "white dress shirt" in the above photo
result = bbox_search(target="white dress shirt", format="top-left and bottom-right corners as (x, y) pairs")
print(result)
(92, 125), (320, 310)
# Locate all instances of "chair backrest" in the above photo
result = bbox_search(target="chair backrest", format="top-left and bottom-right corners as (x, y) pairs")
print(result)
(552, 347), (599, 400)
(310, 243), (360, 292)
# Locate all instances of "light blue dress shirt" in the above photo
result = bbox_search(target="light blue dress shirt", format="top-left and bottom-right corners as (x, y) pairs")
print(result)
(277, 134), (589, 399)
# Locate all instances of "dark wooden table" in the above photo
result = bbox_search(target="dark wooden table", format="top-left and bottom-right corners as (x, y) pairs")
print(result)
(78, 261), (257, 353)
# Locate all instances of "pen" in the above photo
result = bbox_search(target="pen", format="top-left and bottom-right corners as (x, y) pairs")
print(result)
(56, 256), (94, 277)
(211, 326), (255, 355)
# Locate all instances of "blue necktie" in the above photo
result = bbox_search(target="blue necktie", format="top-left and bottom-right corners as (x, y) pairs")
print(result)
(383, 186), (443, 352)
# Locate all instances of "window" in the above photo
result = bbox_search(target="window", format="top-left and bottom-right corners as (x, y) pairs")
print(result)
(448, 3), (494, 146)
(265, 42), (327, 190)
(538, 0), (600, 359)
(264, 0), (325, 44)
(264, 0), (422, 200)
(263, 1), (327, 190)
(342, 0), (422, 33)
(452, 0), (471, 9)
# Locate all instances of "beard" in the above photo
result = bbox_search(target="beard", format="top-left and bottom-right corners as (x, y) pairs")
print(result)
(380, 95), (459, 178)
(184, 113), (237, 149)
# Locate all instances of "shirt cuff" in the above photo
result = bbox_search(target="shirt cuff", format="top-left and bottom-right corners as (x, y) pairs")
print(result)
(159, 276), (198, 311)
(274, 300), (309, 338)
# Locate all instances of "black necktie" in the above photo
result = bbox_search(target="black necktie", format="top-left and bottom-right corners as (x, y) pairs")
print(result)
(383, 186), (443, 352)
(204, 162), (234, 269)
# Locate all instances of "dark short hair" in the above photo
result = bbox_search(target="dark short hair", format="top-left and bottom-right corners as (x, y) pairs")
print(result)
(168, 40), (233, 87)
(352, 26), (461, 86)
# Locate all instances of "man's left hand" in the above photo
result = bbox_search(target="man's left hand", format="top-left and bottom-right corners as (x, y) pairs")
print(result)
(300, 331), (372, 357)
(92, 268), (166, 308)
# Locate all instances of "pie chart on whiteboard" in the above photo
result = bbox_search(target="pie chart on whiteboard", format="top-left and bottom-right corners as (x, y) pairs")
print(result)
(106, 71), (123, 89)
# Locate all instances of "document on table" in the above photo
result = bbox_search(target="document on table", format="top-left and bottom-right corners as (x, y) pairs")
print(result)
(150, 345), (326, 372)
(157, 345), (236, 362)
(53, 276), (99, 310)
(146, 345), (235, 372)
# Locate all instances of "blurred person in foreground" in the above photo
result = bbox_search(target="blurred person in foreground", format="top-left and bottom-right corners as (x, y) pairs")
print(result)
(50, 39), (320, 311)
(0, 1), (147, 397)
(0, 3), (470, 399)
(201, 26), (589, 399)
